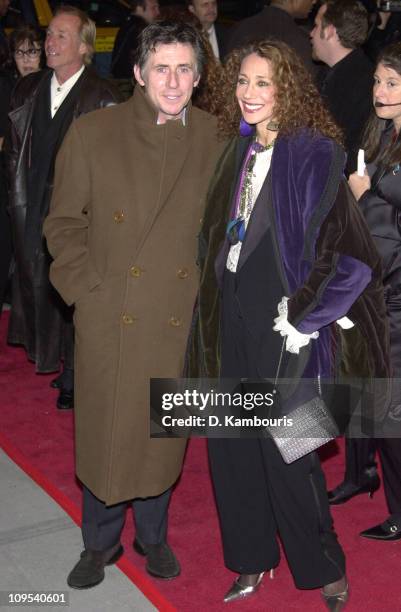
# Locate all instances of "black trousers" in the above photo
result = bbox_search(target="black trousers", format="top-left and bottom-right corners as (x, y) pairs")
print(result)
(208, 438), (345, 589)
(82, 485), (171, 551)
(345, 437), (401, 518)
(212, 267), (345, 588)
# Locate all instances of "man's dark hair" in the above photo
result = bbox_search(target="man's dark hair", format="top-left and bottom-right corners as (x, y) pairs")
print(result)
(322, 0), (369, 49)
(134, 20), (206, 76)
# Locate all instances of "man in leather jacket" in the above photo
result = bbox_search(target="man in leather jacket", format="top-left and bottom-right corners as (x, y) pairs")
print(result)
(6, 5), (120, 410)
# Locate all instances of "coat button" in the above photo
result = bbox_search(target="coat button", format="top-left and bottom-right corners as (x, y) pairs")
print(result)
(130, 266), (142, 278)
(169, 316), (182, 327)
(177, 268), (189, 279)
(113, 210), (124, 223)
(122, 314), (135, 324)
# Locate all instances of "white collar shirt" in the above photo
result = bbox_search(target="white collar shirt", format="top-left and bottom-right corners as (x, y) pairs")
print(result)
(207, 24), (220, 60)
(50, 65), (85, 118)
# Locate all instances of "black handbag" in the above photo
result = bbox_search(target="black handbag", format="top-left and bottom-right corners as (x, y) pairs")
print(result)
(267, 340), (339, 463)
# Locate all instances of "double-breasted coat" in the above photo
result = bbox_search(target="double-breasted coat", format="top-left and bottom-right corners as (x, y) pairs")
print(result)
(44, 86), (224, 505)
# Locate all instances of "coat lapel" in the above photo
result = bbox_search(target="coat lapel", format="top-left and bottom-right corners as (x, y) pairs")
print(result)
(236, 169), (272, 274)
(8, 71), (49, 146)
(215, 136), (252, 286)
(128, 86), (192, 258)
(156, 117), (191, 213)
(215, 136), (274, 282)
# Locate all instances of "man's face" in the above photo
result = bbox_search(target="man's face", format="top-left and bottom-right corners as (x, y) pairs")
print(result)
(291, 0), (316, 19)
(188, 0), (218, 30)
(45, 13), (87, 80)
(310, 4), (330, 63)
(134, 42), (200, 124)
(0, 0), (10, 18)
(136, 0), (160, 24)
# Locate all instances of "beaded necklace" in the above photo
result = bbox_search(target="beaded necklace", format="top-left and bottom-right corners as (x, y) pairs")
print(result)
(226, 139), (276, 245)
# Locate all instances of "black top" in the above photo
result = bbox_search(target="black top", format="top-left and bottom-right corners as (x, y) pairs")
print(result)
(25, 71), (85, 257)
(319, 48), (373, 174)
(0, 70), (14, 137)
(226, 6), (315, 76)
(221, 225), (286, 380)
(359, 126), (401, 378)
(111, 14), (146, 79)
(214, 22), (231, 61)
(365, 14), (401, 62)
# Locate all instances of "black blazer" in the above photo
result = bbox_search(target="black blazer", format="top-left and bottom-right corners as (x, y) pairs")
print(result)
(318, 49), (374, 174)
(225, 6), (315, 76)
(214, 22), (231, 61)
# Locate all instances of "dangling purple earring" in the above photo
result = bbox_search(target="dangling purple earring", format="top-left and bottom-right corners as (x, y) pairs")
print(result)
(239, 117), (253, 137)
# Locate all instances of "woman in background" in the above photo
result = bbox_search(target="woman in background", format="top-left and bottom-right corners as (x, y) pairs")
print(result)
(0, 23), (44, 314)
(348, 41), (401, 541)
(9, 23), (45, 78)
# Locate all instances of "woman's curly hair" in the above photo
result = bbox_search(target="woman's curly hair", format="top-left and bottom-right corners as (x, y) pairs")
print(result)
(211, 40), (343, 144)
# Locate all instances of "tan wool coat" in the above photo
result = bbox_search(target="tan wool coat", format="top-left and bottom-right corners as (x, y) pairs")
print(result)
(44, 86), (224, 505)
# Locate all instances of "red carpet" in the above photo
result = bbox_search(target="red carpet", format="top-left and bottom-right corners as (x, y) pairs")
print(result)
(0, 310), (400, 611)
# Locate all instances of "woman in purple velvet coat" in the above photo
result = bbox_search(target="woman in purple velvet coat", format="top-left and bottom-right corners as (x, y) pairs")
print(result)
(186, 40), (390, 609)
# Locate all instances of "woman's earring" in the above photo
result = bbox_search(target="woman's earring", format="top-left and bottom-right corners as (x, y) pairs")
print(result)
(266, 120), (279, 132)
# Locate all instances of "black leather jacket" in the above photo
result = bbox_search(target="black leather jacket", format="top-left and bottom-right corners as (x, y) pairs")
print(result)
(5, 67), (121, 373)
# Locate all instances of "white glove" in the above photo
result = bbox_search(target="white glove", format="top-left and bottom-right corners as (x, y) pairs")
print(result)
(336, 316), (354, 329)
(273, 297), (319, 354)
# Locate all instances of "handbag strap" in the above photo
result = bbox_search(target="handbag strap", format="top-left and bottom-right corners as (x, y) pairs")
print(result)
(274, 338), (286, 387)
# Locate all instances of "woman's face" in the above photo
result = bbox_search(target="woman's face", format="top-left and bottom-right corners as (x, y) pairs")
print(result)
(373, 62), (401, 131)
(14, 39), (42, 77)
(236, 53), (277, 132)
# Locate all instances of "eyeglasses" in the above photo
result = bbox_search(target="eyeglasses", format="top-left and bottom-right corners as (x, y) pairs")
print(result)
(14, 48), (41, 59)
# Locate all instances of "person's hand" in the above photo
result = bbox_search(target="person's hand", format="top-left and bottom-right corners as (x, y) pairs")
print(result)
(348, 171), (371, 201)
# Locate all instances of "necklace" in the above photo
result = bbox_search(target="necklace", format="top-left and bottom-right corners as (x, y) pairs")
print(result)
(254, 139), (276, 152)
(226, 139), (276, 245)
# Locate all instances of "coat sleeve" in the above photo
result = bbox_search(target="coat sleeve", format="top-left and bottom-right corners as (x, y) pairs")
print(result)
(287, 180), (379, 334)
(43, 120), (100, 306)
(4, 72), (48, 209)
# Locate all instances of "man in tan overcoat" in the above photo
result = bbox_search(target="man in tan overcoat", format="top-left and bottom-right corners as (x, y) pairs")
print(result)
(43, 21), (224, 588)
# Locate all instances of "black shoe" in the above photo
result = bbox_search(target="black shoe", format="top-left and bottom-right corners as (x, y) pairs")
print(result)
(67, 545), (124, 589)
(328, 474), (380, 505)
(50, 374), (63, 389)
(360, 518), (401, 541)
(133, 537), (180, 579)
(57, 389), (74, 410)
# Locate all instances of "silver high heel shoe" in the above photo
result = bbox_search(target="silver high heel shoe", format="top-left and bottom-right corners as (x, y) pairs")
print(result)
(223, 572), (265, 603)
